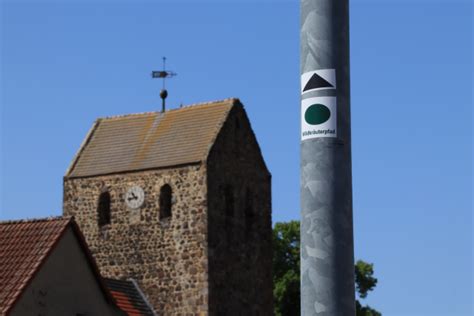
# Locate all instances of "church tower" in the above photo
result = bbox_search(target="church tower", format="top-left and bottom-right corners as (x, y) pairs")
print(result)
(63, 98), (273, 315)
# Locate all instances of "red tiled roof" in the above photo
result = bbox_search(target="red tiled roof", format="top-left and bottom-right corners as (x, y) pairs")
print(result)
(0, 217), (114, 315)
(105, 279), (156, 316)
(0, 217), (70, 314)
(110, 291), (142, 316)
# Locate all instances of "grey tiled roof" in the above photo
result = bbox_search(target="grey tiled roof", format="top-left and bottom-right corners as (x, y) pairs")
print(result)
(66, 98), (237, 178)
(105, 278), (156, 316)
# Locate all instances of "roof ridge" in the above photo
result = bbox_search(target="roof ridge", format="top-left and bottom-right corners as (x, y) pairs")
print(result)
(0, 216), (71, 225)
(99, 97), (239, 121)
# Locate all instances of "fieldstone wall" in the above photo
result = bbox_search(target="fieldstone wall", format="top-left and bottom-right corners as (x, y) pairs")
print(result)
(207, 105), (273, 315)
(63, 164), (209, 315)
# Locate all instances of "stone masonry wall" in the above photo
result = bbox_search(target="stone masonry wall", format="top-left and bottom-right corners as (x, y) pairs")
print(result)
(207, 105), (273, 315)
(63, 165), (208, 315)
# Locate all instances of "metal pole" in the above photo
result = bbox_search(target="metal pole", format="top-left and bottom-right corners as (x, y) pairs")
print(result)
(300, 0), (355, 315)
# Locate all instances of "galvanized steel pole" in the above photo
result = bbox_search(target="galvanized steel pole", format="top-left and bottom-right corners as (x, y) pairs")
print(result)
(300, 0), (355, 315)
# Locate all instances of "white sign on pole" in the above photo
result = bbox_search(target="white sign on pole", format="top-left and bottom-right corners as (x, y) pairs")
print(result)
(301, 69), (336, 94)
(301, 96), (337, 140)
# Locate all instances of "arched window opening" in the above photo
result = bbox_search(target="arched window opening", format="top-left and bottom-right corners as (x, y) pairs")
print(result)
(222, 184), (235, 245)
(97, 192), (111, 227)
(245, 188), (254, 236)
(234, 117), (241, 157)
(224, 185), (234, 230)
(159, 184), (172, 220)
(225, 185), (234, 218)
(235, 117), (241, 130)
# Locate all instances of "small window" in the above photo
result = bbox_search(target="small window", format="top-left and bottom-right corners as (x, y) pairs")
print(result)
(224, 185), (234, 230)
(234, 118), (241, 157)
(159, 184), (172, 220)
(245, 188), (254, 236)
(97, 192), (111, 227)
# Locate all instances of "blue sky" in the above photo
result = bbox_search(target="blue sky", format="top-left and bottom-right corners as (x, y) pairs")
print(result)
(1, 0), (472, 315)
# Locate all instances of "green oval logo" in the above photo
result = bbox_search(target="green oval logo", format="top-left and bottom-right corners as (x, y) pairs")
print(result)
(305, 104), (331, 125)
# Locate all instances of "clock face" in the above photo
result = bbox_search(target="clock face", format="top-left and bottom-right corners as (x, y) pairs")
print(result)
(125, 186), (145, 209)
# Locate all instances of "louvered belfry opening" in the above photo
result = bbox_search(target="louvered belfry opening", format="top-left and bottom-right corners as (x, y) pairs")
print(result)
(97, 192), (111, 227)
(244, 187), (254, 237)
(159, 184), (172, 220)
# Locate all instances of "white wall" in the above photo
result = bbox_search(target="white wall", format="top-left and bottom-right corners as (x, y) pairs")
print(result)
(10, 227), (122, 316)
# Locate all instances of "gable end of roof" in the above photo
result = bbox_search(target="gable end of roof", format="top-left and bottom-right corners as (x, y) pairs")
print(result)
(65, 119), (101, 178)
(0, 217), (116, 314)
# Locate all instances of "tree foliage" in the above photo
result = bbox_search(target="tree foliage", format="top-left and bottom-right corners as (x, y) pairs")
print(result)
(273, 221), (301, 316)
(273, 221), (381, 316)
(354, 260), (381, 316)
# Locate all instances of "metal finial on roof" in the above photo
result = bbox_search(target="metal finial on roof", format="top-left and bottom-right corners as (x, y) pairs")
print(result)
(151, 57), (177, 112)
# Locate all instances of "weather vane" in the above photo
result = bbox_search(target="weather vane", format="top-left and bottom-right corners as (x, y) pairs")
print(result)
(151, 57), (177, 112)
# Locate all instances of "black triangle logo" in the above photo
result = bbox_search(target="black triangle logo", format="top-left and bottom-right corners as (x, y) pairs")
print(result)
(303, 73), (334, 92)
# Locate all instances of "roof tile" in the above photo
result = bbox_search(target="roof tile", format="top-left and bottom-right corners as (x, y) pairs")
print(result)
(66, 98), (237, 178)
(105, 279), (156, 316)
(0, 217), (71, 314)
